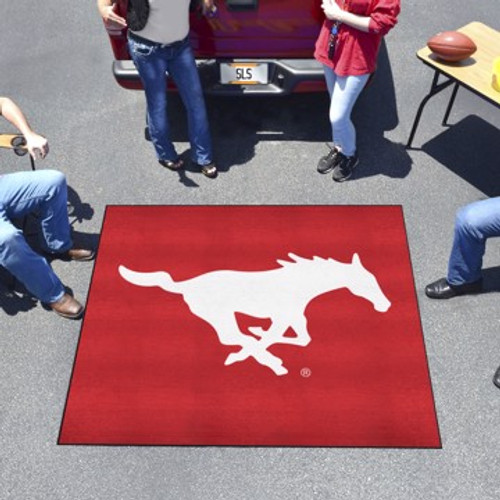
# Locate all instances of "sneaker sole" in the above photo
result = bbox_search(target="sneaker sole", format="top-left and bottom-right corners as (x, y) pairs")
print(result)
(332, 158), (359, 183)
(317, 163), (335, 174)
(317, 153), (340, 174)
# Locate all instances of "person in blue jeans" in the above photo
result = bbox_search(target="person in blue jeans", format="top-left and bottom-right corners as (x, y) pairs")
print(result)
(425, 197), (500, 299)
(97, 0), (217, 178)
(425, 197), (500, 389)
(0, 97), (94, 319)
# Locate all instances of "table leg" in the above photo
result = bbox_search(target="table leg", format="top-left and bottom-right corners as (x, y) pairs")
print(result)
(406, 71), (455, 149)
(442, 82), (459, 126)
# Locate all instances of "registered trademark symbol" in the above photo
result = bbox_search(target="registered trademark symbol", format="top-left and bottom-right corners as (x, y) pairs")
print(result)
(300, 367), (312, 378)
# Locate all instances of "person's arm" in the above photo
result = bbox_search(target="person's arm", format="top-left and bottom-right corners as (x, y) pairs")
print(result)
(322, 0), (399, 35)
(0, 97), (49, 159)
(97, 0), (127, 28)
(321, 0), (371, 32)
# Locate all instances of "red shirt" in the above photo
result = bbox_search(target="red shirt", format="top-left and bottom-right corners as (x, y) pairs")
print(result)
(314, 0), (400, 76)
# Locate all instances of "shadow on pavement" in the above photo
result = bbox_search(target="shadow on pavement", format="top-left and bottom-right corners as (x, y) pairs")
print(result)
(67, 185), (95, 226)
(0, 278), (38, 316)
(422, 115), (500, 196)
(482, 266), (500, 293)
(169, 91), (332, 174)
(354, 41), (412, 181)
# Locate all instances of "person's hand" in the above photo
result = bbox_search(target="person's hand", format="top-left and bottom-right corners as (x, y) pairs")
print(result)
(202, 0), (217, 17)
(98, 3), (127, 28)
(24, 132), (49, 160)
(321, 0), (343, 22)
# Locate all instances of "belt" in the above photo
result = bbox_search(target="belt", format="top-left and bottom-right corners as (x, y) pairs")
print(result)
(128, 30), (187, 48)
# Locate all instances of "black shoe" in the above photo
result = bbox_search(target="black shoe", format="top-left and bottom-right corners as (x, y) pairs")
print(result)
(332, 153), (359, 182)
(159, 158), (184, 171)
(425, 277), (483, 299)
(493, 366), (500, 389)
(199, 162), (218, 178)
(317, 146), (340, 174)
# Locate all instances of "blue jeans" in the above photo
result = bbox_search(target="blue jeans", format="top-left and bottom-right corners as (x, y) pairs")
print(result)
(128, 34), (213, 165)
(0, 170), (72, 303)
(447, 197), (500, 285)
(323, 67), (369, 157)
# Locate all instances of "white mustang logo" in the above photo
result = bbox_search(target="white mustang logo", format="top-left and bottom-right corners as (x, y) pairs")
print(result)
(119, 253), (391, 376)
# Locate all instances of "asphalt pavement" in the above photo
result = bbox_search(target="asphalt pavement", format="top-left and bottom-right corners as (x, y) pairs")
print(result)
(1, 1), (500, 499)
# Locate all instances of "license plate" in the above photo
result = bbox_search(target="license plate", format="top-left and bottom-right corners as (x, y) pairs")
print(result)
(220, 62), (268, 85)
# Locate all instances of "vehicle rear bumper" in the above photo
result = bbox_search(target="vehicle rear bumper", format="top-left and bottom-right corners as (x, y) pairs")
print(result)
(113, 58), (326, 94)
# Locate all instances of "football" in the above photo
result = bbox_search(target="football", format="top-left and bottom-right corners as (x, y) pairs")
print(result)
(427, 31), (477, 62)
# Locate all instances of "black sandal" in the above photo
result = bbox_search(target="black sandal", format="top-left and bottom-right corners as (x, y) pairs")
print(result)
(200, 162), (218, 178)
(159, 158), (184, 171)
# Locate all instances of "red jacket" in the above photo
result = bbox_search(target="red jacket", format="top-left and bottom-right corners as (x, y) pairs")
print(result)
(314, 0), (400, 76)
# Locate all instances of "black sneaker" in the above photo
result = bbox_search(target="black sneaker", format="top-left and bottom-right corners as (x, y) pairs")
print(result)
(332, 153), (359, 182)
(317, 146), (340, 174)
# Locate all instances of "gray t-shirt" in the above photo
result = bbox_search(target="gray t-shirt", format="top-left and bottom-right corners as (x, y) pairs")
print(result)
(132, 0), (190, 45)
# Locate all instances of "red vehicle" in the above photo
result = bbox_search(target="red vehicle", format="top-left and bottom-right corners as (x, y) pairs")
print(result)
(104, 0), (326, 95)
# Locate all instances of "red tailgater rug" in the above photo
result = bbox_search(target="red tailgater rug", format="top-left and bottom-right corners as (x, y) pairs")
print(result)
(59, 206), (441, 448)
